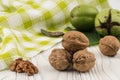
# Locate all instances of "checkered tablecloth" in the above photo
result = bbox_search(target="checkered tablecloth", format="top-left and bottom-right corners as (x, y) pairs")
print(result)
(0, 0), (109, 70)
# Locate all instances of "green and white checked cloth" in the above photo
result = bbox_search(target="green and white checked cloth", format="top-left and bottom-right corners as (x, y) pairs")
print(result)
(0, 0), (109, 70)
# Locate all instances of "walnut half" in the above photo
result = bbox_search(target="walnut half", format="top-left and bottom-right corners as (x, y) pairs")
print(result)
(10, 58), (38, 76)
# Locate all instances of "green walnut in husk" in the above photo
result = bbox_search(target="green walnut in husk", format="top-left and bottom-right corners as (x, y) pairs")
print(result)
(95, 9), (120, 36)
(70, 5), (98, 32)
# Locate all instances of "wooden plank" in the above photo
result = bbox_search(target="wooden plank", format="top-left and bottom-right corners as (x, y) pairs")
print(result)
(0, 70), (16, 80)
(0, 44), (120, 80)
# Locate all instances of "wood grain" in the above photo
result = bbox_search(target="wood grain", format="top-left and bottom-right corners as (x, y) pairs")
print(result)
(0, 43), (120, 80)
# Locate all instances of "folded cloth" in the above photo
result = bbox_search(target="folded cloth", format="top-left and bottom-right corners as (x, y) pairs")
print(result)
(0, 0), (109, 70)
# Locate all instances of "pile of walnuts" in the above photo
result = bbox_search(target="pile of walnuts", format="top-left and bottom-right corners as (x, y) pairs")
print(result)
(49, 31), (96, 72)
(10, 58), (38, 76)
(49, 31), (120, 72)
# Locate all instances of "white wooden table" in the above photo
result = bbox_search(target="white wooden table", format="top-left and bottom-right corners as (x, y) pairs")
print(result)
(0, 43), (120, 80)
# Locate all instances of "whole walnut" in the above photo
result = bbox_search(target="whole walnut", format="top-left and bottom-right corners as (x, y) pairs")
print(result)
(49, 49), (72, 70)
(73, 49), (96, 72)
(99, 36), (120, 56)
(62, 31), (89, 53)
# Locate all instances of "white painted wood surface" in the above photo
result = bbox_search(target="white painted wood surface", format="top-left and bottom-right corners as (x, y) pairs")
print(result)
(0, 43), (120, 80)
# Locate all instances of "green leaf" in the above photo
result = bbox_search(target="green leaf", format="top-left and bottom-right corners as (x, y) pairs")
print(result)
(83, 31), (101, 46)
(41, 29), (64, 37)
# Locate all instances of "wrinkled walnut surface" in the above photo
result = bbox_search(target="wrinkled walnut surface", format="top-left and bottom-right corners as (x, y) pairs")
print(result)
(10, 58), (38, 76)
(99, 36), (120, 56)
(73, 49), (96, 72)
(49, 49), (72, 70)
(62, 31), (89, 53)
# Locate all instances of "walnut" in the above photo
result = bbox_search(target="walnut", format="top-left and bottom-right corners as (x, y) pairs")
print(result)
(10, 58), (38, 76)
(49, 49), (72, 70)
(62, 31), (89, 53)
(99, 36), (120, 56)
(73, 49), (96, 72)
(22, 61), (39, 76)
(10, 58), (23, 72)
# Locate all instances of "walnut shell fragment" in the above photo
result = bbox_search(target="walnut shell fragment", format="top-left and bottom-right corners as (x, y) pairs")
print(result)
(99, 36), (120, 56)
(62, 31), (89, 53)
(49, 49), (72, 70)
(10, 58), (38, 76)
(73, 49), (96, 72)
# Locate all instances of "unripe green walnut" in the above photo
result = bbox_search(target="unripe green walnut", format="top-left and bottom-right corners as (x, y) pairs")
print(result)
(95, 9), (120, 36)
(70, 5), (98, 32)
